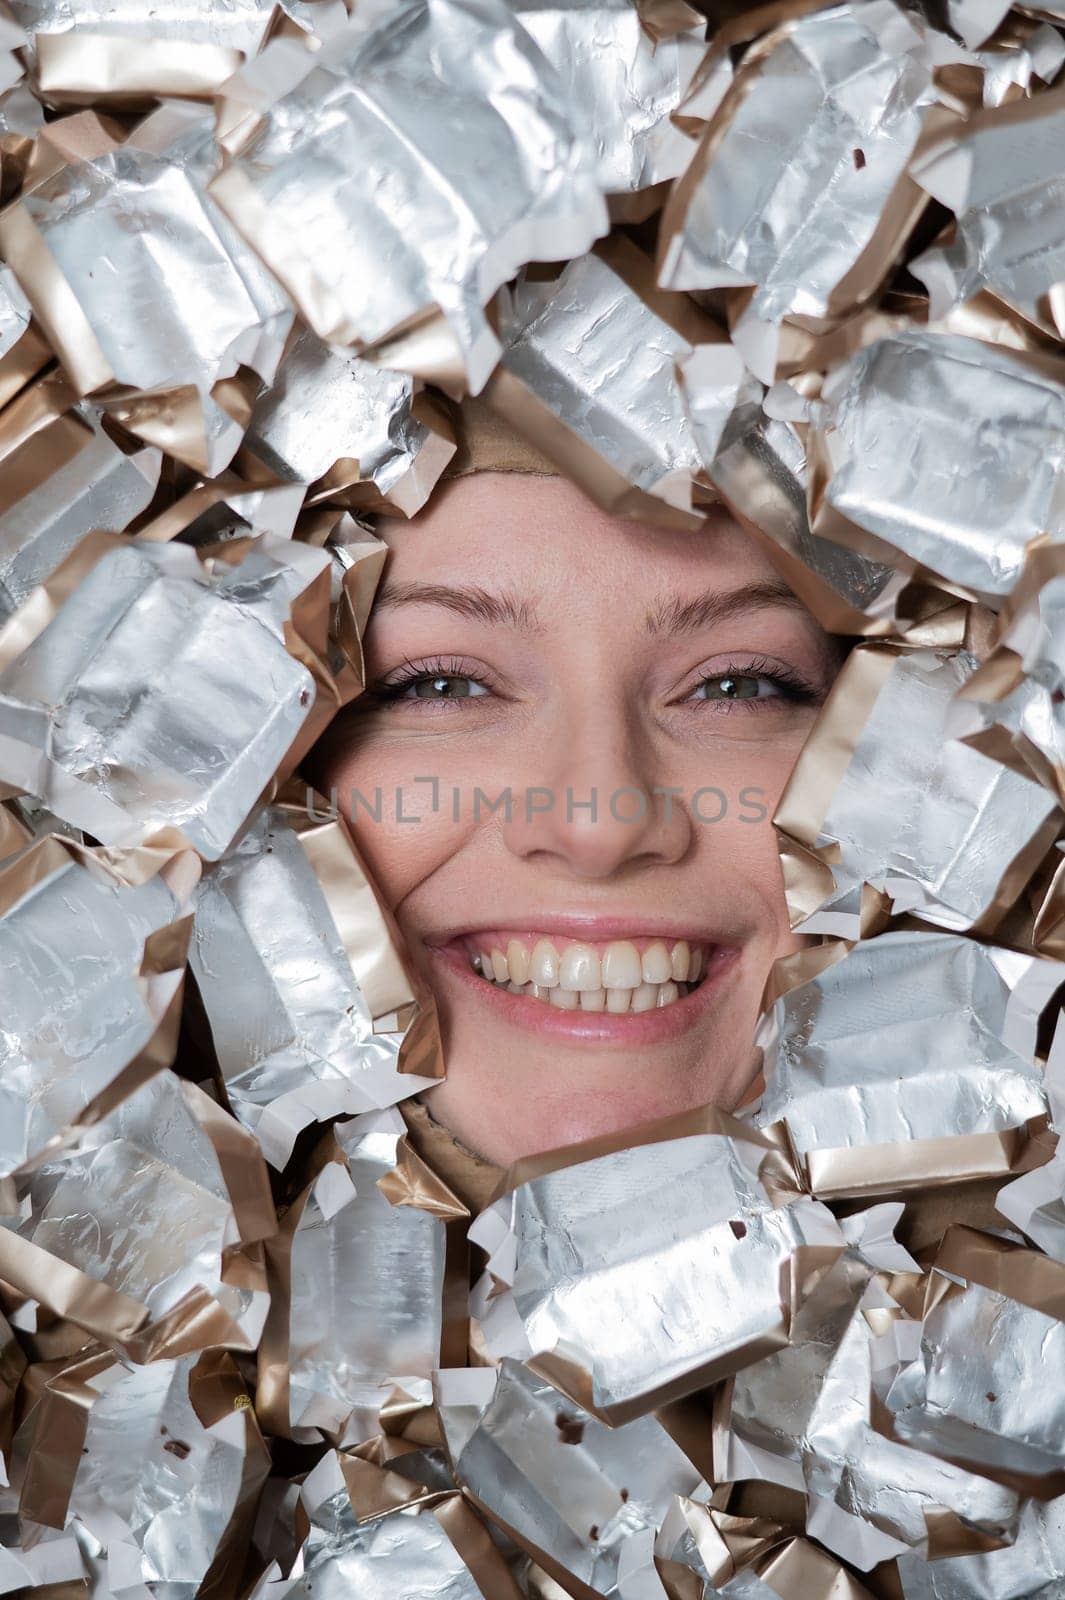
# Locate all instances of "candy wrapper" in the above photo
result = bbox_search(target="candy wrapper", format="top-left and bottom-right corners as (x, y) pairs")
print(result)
(775, 644), (1060, 932)
(886, 1227), (1065, 1493)
(13, 1348), (268, 1596)
(471, 1108), (840, 1424)
(486, 236), (716, 530)
(0, 529), (335, 858)
(258, 1109), (460, 1442)
(211, 0), (611, 393)
(255, 1446), (524, 1600)
(0, 1067), (274, 1360)
(190, 790), (442, 1168)
(0, 832), (196, 1179)
(437, 1357), (705, 1597)
(754, 928), (1060, 1197)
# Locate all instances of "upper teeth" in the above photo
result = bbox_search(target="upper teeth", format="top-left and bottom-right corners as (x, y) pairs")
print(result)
(470, 937), (707, 997)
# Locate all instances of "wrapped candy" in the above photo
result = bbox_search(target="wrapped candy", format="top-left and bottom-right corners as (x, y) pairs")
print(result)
(190, 796), (442, 1168)
(896, 1492), (1065, 1597)
(754, 928), (1060, 1197)
(437, 1358), (705, 1596)
(472, 1109), (840, 1423)
(774, 645), (1061, 933)
(0, 833), (197, 1178)
(211, 0), (611, 393)
(0, 1068), (274, 1358)
(0, 530), (334, 858)
(14, 1349), (268, 1596)
(259, 1109), (459, 1441)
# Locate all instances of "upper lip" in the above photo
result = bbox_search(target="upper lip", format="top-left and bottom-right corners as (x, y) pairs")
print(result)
(423, 914), (731, 947)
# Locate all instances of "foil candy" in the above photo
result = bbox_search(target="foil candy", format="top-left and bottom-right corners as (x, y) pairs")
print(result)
(190, 801), (440, 1169)
(211, 0), (612, 393)
(774, 645), (1061, 933)
(261, 1110), (451, 1441)
(0, 531), (333, 859)
(0, 834), (196, 1179)
(472, 1113), (839, 1424)
(754, 928), (1059, 1196)
(437, 1357), (704, 1597)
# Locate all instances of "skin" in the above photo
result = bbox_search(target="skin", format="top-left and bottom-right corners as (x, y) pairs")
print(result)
(310, 471), (844, 1165)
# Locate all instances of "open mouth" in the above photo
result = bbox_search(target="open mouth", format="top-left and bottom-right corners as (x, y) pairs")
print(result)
(462, 933), (713, 1014)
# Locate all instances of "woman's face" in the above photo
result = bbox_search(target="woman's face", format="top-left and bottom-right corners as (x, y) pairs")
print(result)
(317, 472), (842, 1164)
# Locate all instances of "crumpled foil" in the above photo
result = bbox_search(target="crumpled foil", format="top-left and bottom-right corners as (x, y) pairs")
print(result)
(1, 0), (1065, 1595)
(755, 928), (1059, 1197)
(211, 0), (611, 393)
(472, 1112), (839, 1423)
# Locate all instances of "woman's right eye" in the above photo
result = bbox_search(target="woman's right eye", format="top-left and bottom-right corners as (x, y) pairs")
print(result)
(363, 665), (494, 707)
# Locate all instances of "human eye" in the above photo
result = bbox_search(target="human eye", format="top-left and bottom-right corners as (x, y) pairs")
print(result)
(361, 655), (497, 710)
(682, 654), (823, 711)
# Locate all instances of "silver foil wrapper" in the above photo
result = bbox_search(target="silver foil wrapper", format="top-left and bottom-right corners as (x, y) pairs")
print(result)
(0, 404), (160, 621)
(513, 0), (705, 202)
(267, 1448), (522, 1600)
(0, 1068), (271, 1354)
(10, 0), (324, 56)
(492, 241), (709, 529)
(912, 92), (1065, 338)
(725, 1223), (1019, 1570)
(270, 1109), (447, 1440)
(17, 1349), (268, 1599)
(0, 835), (195, 1178)
(212, 0), (610, 392)
(887, 1227), (1065, 1488)
(0, 533), (330, 859)
(658, 2), (940, 323)
(438, 1358), (703, 1596)
(242, 325), (455, 516)
(472, 1118), (839, 1423)
(754, 929), (1058, 1196)
(190, 805), (438, 1169)
(813, 329), (1065, 600)
(897, 1491), (1065, 1598)
(1, 102), (293, 417)
(779, 646), (1060, 932)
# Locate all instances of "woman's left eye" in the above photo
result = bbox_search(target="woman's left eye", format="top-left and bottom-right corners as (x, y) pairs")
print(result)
(686, 671), (810, 706)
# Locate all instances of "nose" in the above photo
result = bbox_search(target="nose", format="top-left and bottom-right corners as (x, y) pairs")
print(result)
(500, 696), (694, 879)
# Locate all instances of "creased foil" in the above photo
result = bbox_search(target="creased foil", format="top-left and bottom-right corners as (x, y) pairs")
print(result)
(242, 325), (456, 517)
(0, 1067), (273, 1357)
(658, 3), (943, 327)
(886, 1227), (1065, 1491)
(261, 1110), (454, 1441)
(754, 928), (1059, 1196)
(472, 1109), (837, 1424)
(438, 1358), (703, 1597)
(15, 1348), (268, 1597)
(896, 1491), (1065, 1597)
(0, 833), (196, 1178)
(774, 645), (1060, 932)
(810, 330), (1065, 600)
(211, 0), (611, 393)
(0, 103), (294, 436)
(911, 90), (1065, 338)
(190, 800), (440, 1169)
(0, 531), (333, 858)
(263, 1447), (524, 1600)
(725, 1219), (1019, 1570)
(487, 238), (714, 530)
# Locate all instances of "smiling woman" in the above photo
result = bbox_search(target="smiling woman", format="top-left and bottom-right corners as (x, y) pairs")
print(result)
(306, 403), (847, 1170)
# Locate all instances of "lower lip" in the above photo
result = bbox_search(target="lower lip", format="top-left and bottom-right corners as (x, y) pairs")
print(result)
(425, 942), (742, 1046)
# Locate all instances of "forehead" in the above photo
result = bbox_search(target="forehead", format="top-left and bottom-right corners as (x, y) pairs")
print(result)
(373, 472), (785, 595)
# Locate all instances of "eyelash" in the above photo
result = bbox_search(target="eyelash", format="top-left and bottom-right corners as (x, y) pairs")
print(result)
(361, 653), (822, 713)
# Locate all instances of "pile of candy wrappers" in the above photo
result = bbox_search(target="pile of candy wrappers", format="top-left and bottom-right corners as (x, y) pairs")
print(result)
(4, 0), (1065, 1594)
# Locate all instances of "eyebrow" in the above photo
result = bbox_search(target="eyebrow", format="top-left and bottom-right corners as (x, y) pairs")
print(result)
(643, 579), (805, 636)
(372, 580), (547, 633)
